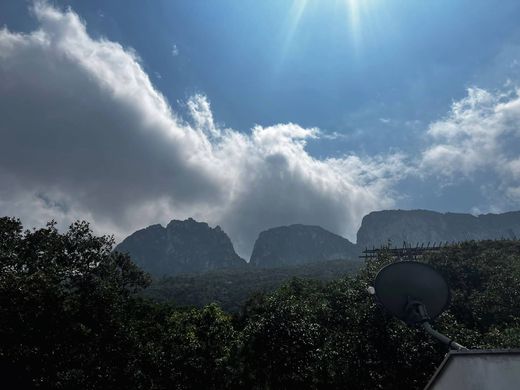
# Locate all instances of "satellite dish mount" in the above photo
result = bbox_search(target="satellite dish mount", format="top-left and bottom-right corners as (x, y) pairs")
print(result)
(374, 261), (466, 350)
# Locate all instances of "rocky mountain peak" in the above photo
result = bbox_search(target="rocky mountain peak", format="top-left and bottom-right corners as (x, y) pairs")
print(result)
(115, 218), (245, 277)
(250, 224), (358, 268)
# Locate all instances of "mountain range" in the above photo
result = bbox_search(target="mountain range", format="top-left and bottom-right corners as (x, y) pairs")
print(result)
(357, 209), (520, 248)
(115, 209), (520, 277)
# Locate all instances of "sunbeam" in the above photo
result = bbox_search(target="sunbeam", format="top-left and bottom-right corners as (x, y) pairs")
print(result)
(275, 0), (380, 73)
(275, 0), (310, 72)
(346, 0), (362, 47)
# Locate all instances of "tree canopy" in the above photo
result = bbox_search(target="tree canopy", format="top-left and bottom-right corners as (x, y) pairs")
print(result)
(1, 217), (520, 389)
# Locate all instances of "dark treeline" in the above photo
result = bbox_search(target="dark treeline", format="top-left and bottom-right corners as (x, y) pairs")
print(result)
(146, 258), (362, 312)
(1, 217), (520, 389)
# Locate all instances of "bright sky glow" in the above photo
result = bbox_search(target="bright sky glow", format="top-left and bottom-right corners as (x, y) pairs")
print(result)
(346, 0), (363, 47)
(280, 0), (377, 66)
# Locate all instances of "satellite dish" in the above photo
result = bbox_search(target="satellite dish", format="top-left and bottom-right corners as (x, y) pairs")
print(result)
(374, 261), (450, 324)
(373, 260), (466, 350)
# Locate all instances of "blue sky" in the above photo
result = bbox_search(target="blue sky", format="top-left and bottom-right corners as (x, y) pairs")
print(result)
(1, 1), (520, 256)
(4, 1), (519, 147)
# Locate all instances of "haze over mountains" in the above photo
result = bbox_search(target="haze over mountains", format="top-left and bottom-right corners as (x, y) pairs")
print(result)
(115, 209), (520, 277)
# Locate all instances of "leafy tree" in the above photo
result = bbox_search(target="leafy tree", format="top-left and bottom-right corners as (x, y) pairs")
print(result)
(236, 241), (520, 389)
(239, 279), (328, 389)
(160, 304), (237, 390)
(2, 216), (520, 390)
(0, 218), (151, 388)
(145, 259), (361, 313)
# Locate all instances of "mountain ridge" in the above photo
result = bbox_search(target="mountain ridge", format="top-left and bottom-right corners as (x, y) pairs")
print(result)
(116, 209), (520, 277)
(357, 209), (520, 249)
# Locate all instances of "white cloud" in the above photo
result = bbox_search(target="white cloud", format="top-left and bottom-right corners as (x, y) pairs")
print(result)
(0, 2), (402, 258)
(186, 94), (221, 139)
(421, 87), (520, 206)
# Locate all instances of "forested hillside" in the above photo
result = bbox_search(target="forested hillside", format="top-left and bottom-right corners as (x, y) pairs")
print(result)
(2, 217), (520, 389)
(145, 259), (362, 312)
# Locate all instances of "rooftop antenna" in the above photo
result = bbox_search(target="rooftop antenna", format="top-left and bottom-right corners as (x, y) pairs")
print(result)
(372, 261), (466, 350)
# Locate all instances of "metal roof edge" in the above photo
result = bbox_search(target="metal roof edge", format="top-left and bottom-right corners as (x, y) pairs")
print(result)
(424, 349), (520, 390)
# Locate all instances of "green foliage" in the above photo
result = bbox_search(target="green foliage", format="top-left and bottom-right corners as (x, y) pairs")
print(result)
(0, 218), (237, 389)
(2, 217), (520, 389)
(0, 218), (152, 388)
(235, 241), (520, 389)
(239, 279), (328, 389)
(424, 241), (520, 347)
(145, 259), (362, 312)
(237, 272), (443, 389)
(160, 304), (237, 390)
